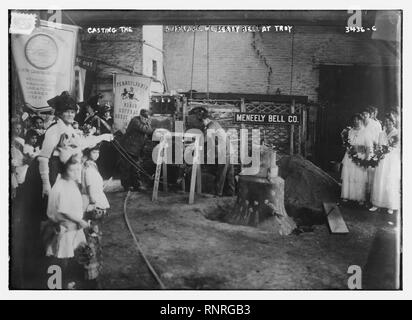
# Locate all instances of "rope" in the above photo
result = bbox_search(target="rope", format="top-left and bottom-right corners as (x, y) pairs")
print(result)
(207, 29), (210, 100)
(111, 139), (153, 180)
(163, 65), (169, 92)
(123, 191), (166, 289)
(289, 29), (295, 96)
(111, 138), (175, 187)
(190, 31), (196, 100)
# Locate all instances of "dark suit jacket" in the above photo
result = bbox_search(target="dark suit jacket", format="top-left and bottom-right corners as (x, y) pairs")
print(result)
(121, 116), (153, 156)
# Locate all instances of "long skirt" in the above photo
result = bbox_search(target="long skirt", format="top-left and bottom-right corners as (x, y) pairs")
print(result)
(96, 141), (119, 179)
(341, 152), (368, 202)
(371, 150), (401, 210)
(10, 156), (63, 288)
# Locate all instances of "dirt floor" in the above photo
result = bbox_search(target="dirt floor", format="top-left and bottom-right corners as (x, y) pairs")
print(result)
(99, 188), (400, 290)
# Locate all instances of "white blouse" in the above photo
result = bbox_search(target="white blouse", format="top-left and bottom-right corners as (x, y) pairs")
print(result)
(82, 160), (110, 209)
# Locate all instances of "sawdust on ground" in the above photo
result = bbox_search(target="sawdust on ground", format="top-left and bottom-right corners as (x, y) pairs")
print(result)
(99, 191), (395, 290)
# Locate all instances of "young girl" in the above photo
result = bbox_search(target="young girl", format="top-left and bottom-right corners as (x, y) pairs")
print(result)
(369, 114), (400, 214)
(341, 113), (372, 205)
(82, 144), (110, 213)
(11, 122), (27, 188)
(45, 156), (89, 288)
(23, 130), (40, 164)
(81, 144), (110, 286)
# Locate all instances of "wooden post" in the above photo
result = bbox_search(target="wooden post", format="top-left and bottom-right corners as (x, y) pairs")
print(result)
(297, 105), (302, 156)
(240, 98), (246, 170)
(182, 96), (187, 127)
(302, 106), (307, 157)
(162, 162), (168, 192)
(152, 137), (166, 201)
(152, 147), (163, 201)
(196, 164), (202, 194)
(189, 138), (200, 204)
(290, 99), (295, 155)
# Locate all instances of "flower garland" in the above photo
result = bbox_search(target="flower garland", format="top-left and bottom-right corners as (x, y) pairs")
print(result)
(371, 133), (399, 164)
(341, 127), (398, 169)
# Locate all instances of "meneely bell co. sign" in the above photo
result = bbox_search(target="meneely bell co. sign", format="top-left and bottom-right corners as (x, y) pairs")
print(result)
(234, 112), (300, 125)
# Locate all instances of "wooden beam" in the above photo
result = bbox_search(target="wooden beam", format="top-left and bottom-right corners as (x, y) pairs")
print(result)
(162, 162), (168, 192)
(189, 139), (200, 204)
(323, 202), (349, 234)
(196, 165), (202, 194)
(61, 10), (378, 27)
(185, 92), (308, 104)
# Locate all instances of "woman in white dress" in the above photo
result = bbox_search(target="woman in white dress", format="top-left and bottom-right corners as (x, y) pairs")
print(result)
(341, 114), (372, 204)
(369, 114), (400, 214)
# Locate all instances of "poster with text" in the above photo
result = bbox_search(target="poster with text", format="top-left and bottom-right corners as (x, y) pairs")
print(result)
(114, 73), (152, 132)
(11, 20), (79, 112)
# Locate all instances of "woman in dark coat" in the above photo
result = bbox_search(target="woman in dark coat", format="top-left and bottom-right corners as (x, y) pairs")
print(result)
(11, 92), (113, 289)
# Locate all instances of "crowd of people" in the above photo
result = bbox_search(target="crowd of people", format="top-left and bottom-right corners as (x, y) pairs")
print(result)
(11, 91), (115, 289)
(340, 106), (400, 214)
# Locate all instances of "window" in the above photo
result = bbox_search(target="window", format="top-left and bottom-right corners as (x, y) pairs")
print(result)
(152, 60), (157, 78)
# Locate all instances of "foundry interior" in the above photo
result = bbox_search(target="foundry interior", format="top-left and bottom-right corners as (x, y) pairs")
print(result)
(10, 10), (401, 290)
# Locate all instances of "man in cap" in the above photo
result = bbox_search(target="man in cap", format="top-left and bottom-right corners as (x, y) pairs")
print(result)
(102, 103), (113, 127)
(198, 109), (235, 197)
(119, 109), (154, 191)
(90, 102), (113, 135)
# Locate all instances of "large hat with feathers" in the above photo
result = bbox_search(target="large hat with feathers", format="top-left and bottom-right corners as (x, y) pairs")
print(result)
(47, 91), (77, 114)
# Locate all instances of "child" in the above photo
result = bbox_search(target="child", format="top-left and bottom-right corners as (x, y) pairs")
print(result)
(369, 114), (400, 214)
(82, 145), (110, 212)
(81, 144), (110, 285)
(72, 121), (83, 137)
(45, 156), (89, 288)
(11, 123), (27, 187)
(23, 130), (40, 163)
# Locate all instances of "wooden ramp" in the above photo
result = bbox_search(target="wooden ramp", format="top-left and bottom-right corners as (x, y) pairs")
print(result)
(323, 202), (349, 234)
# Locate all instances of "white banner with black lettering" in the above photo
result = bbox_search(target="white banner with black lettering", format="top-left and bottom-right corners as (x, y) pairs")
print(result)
(11, 20), (79, 112)
(113, 73), (152, 132)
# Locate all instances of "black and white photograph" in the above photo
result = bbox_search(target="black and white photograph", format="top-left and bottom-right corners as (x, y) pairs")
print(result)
(6, 6), (404, 294)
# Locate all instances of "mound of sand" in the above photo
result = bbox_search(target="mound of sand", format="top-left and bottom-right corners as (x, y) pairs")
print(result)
(278, 155), (340, 212)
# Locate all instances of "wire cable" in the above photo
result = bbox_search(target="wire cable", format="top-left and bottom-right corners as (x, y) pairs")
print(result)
(190, 31), (196, 100)
(123, 191), (166, 289)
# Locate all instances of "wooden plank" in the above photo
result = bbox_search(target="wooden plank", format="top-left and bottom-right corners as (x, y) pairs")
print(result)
(162, 162), (168, 192)
(189, 162), (197, 204)
(323, 202), (349, 234)
(240, 98), (246, 172)
(196, 164), (202, 194)
(152, 139), (165, 201)
(152, 162), (162, 201)
(189, 140), (200, 204)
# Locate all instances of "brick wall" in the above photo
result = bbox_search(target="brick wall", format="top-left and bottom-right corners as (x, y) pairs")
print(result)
(142, 26), (164, 94)
(164, 25), (399, 102)
(80, 28), (144, 102)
